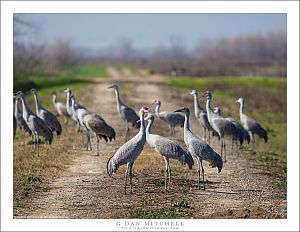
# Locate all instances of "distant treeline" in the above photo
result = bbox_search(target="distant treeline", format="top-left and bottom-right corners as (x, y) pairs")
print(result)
(14, 24), (286, 89)
(136, 31), (286, 77)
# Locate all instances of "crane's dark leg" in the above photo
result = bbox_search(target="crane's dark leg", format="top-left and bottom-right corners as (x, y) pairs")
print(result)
(169, 125), (173, 137)
(129, 164), (133, 194)
(168, 167), (171, 190)
(163, 157), (168, 190)
(208, 130), (211, 145)
(88, 131), (92, 151)
(125, 121), (130, 142)
(231, 138), (234, 155)
(37, 135), (40, 156)
(203, 128), (207, 141)
(224, 140), (227, 163)
(196, 158), (201, 189)
(220, 139), (223, 161)
(235, 140), (239, 156)
(32, 134), (36, 151)
(74, 124), (80, 149)
(200, 158), (205, 190)
(124, 163), (129, 195)
(96, 135), (100, 156)
(84, 131), (89, 150)
(163, 157), (171, 190)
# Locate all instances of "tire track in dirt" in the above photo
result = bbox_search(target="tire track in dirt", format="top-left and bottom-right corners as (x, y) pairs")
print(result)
(14, 69), (286, 219)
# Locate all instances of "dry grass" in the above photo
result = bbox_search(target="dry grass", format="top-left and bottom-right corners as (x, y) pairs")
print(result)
(13, 132), (77, 205)
(13, 83), (95, 206)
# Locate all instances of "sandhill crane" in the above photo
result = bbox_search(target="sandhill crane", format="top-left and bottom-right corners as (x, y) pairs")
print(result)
(52, 91), (69, 132)
(152, 99), (184, 137)
(174, 107), (223, 190)
(83, 114), (116, 156)
(31, 88), (62, 136)
(14, 96), (32, 144)
(108, 84), (140, 141)
(144, 114), (194, 190)
(236, 97), (268, 143)
(14, 91), (53, 155)
(70, 95), (91, 149)
(63, 88), (86, 146)
(203, 91), (236, 162)
(63, 88), (85, 122)
(107, 106), (150, 194)
(213, 107), (250, 154)
(189, 90), (213, 144)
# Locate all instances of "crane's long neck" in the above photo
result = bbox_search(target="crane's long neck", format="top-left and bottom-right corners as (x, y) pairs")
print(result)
(239, 100), (245, 121)
(14, 98), (20, 117)
(183, 112), (193, 143)
(138, 111), (146, 136)
(205, 98), (213, 120)
(193, 94), (202, 116)
(19, 96), (32, 121)
(155, 103), (161, 116)
(183, 112), (190, 132)
(66, 91), (71, 108)
(146, 118), (154, 136)
(71, 98), (76, 114)
(52, 94), (57, 106)
(33, 92), (42, 114)
(114, 89), (123, 112)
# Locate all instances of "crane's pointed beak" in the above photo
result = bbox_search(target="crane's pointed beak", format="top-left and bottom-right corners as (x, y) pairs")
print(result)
(108, 85), (115, 89)
(174, 108), (183, 113)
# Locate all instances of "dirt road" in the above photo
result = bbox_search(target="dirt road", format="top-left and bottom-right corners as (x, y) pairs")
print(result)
(14, 70), (286, 219)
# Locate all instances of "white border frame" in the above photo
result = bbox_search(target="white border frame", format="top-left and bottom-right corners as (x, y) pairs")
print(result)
(1, 1), (299, 231)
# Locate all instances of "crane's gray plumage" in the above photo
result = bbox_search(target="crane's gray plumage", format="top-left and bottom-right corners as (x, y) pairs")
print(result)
(15, 91), (53, 155)
(107, 106), (150, 194)
(83, 114), (116, 156)
(174, 107), (223, 190)
(52, 91), (69, 131)
(63, 88), (85, 122)
(213, 107), (250, 154)
(237, 97), (268, 143)
(31, 88), (62, 136)
(109, 84), (140, 141)
(152, 99), (184, 137)
(204, 91), (236, 162)
(145, 114), (194, 190)
(14, 97), (32, 143)
(190, 90), (213, 144)
(70, 95), (91, 149)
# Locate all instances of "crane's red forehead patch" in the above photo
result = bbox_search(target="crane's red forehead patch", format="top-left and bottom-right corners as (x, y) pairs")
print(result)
(143, 106), (149, 110)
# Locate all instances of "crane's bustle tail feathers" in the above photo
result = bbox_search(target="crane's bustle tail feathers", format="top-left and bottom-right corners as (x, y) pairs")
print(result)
(207, 151), (223, 173)
(106, 155), (115, 177)
(47, 129), (53, 145)
(261, 128), (268, 143)
(183, 150), (194, 170)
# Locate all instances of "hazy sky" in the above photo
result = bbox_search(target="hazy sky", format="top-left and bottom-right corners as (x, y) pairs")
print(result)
(17, 13), (286, 49)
